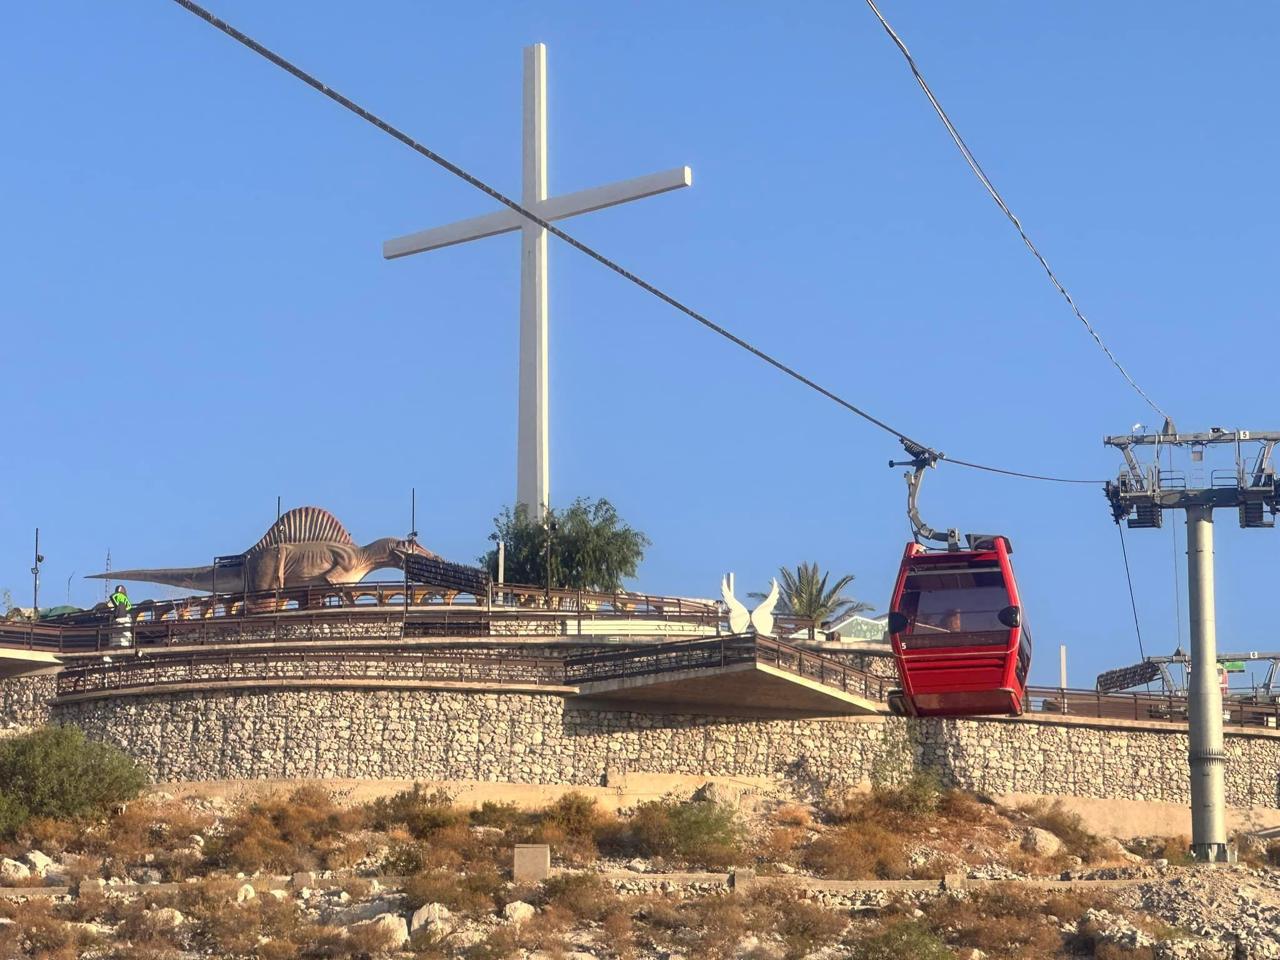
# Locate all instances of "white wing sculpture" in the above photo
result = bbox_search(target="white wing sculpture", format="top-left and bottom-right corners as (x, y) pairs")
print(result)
(721, 575), (751, 634)
(750, 577), (780, 637)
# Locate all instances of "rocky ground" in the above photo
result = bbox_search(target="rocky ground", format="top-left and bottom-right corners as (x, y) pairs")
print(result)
(1, 781), (1278, 959)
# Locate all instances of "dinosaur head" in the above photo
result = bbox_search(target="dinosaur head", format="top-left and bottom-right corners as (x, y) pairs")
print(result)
(399, 538), (437, 559)
(367, 537), (439, 565)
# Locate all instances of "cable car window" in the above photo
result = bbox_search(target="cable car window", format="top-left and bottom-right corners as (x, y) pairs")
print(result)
(898, 569), (1010, 635)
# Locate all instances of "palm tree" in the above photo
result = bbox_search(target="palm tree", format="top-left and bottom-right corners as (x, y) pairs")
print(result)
(754, 562), (872, 624)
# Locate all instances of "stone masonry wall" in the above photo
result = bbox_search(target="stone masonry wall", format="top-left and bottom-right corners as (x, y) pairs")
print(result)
(53, 687), (1280, 808)
(0, 673), (56, 728)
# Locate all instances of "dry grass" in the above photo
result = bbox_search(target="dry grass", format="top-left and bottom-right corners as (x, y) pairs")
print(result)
(208, 785), (366, 874)
(0, 898), (95, 960)
(770, 803), (813, 828)
(911, 884), (1112, 960)
(802, 823), (908, 880)
(756, 825), (805, 867)
(1016, 799), (1107, 862)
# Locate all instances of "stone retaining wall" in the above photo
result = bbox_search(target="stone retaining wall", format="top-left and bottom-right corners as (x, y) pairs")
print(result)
(0, 673), (56, 728)
(52, 687), (1280, 808)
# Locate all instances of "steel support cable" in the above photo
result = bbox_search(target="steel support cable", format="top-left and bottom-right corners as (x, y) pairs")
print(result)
(167, 0), (1101, 486)
(863, 0), (1170, 423)
(1116, 523), (1148, 661)
(1166, 445), (1185, 650)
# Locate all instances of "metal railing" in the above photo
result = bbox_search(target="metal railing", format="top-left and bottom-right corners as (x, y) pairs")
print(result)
(55, 646), (567, 697)
(565, 634), (892, 701)
(1028, 686), (1280, 730)
(0, 580), (726, 655)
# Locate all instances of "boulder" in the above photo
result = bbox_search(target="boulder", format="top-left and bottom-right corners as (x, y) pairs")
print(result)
(696, 783), (752, 814)
(626, 858), (649, 873)
(351, 913), (409, 949)
(236, 883), (256, 903)
(0, 858), (31, 884)
(503, 900), (537, 924)
(148, 907), (185, 930)
(1021, 827), (1063, 857)
(266, 889), (288, 902)
(24, 851), (54, 876)
(410, 902), (453, 934)
(332, 897), (404, 925)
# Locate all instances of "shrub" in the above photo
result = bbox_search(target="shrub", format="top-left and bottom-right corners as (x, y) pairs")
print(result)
(471, 801), (525, 831)
(534, 792), (614, 863)
(541, 872), (618, 922)
(803, 824), (907, 880)
(850, 920), (952, 960)
(209, 785), (365, 873)
(626, 799), (745, 869)
(404, 864), (504, 916)
(0, 726), (147, 836)
(775, 899), (847, 959)
(921, 884), (1076, 956)
(366, 785), (466, 838)
(872, 772), (941, 818)
(540, 792), (605, 839)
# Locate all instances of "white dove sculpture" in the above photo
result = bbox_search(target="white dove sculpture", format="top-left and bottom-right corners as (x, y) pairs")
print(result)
(720, 576), (781, 636)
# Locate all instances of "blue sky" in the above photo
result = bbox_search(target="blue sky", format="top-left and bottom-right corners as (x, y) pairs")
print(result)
(2, 2), (1277, 688)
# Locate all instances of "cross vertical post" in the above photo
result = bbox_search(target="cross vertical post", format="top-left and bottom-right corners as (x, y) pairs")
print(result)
(382, 44), (692, 522)
(519, 43), (550, 519)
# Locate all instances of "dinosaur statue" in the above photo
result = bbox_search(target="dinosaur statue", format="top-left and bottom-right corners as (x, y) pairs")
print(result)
(88, 506), (439, 594)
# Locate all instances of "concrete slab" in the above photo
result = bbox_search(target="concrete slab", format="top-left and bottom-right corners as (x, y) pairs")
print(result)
(569, 660), (881, 717)
(0, 649), (61, 679)
(513, 844), (551, 882)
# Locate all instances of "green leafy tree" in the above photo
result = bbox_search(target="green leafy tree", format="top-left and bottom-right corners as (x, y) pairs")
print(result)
(0, 725), (148, 836)
(481, 498), (649, 593)
(754, 561), (872, 623)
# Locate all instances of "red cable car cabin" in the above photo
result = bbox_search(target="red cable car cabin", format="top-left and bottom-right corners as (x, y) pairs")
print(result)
(886, 537), (1031, 717)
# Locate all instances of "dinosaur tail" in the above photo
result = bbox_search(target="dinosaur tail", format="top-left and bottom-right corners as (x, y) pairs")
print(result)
(85, 565), (227, 593)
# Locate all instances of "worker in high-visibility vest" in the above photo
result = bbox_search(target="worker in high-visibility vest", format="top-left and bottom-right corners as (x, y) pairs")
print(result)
(108, 585), (132, 616)
(107, 585), (133, 649)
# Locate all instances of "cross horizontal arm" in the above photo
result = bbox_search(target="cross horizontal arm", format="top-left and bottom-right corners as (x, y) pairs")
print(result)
(1104, 430), (1280, 447)
(383, 165), (692, 260)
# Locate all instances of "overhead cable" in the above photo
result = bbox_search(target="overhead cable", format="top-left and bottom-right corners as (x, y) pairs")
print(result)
(166, 0), (1102, 487)
(863, 0), (1170, 422)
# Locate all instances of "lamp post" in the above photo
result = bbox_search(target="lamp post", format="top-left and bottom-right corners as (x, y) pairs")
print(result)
(31, 528), (44, 619)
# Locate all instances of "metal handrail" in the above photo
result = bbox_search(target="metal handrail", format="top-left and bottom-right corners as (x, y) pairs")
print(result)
(0, 580), (723, 655)
(1026, 685), (1280, 730)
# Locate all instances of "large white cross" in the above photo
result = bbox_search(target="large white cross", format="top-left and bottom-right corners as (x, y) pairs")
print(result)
(383, 43), (692, 520)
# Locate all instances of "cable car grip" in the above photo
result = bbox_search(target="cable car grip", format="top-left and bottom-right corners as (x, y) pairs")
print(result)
(890, 440), (960, 550)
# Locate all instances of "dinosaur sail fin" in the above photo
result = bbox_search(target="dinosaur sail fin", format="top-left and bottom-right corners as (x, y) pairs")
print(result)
(245, 506), (353, 555)
(85, 565), (223, 592)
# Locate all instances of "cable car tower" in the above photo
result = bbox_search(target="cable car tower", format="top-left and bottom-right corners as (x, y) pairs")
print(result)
(1105, 423), (1280, 862)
